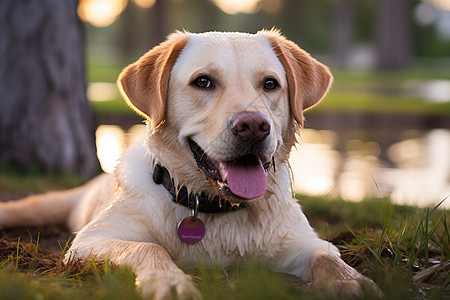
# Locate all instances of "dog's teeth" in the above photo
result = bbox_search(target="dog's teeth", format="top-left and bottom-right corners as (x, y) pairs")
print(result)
(218, 162), (228, 182)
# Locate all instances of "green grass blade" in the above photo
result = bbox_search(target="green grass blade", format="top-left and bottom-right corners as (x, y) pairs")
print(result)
(424, 207), (429, 268)
(15, 237), (20, 270)
(35, 232), (40, 254)
(428, 196), (448, 216)
(442, 213), (449, 259)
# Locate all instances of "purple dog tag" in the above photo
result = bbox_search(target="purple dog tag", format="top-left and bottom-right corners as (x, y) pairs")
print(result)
(177, 216), (205, 243)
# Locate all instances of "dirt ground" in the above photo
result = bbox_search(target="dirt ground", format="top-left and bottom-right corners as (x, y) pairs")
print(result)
(1, 224), (73, 255)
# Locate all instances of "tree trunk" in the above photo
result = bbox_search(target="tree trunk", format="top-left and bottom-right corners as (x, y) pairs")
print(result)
(375, 0), (412, 69)
(119, 2), (139, 59)
(0, 0), (99, 177)
(148, 0), (168, 48)
(332, 0), (354, 67)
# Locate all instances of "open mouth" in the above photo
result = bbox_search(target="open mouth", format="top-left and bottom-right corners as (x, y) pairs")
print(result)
(188, 139), (271, 200)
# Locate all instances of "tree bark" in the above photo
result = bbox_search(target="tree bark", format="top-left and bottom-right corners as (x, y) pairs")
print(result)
(0, 0), (99, 177)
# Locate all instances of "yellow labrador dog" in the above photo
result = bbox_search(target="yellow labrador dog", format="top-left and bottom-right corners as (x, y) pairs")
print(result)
(0, 30), (380, 299)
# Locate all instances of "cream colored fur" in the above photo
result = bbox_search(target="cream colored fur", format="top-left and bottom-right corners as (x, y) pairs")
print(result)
(0, 30), (381, 299)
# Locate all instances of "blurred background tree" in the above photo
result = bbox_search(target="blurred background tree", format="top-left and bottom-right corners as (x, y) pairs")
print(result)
(79, 0), (450, 70)
(2, 0), (449, 92)
(0, 0), (99, 178)
(376, 0), (412, 69)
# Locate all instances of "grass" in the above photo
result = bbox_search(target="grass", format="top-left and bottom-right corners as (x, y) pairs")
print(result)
(1, 176), (449, 299)
(313, 92), (450, 115)
(90, 98), (132, 115)
(87, 60), (129, 84)
(302, 196), (450, 299)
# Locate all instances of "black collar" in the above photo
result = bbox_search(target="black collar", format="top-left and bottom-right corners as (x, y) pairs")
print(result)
(152, 163), (247, 213)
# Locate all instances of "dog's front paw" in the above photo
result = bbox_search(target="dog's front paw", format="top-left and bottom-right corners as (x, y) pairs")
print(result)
(309, 276), (382, 298)
(136, 272), (202, 300)
(308, 250), (382, 298)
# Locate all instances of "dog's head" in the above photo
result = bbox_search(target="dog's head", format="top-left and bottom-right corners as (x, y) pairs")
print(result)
(118, 30), (332, 202)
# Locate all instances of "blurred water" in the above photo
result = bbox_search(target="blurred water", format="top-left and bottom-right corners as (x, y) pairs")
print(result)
(95, 124), (146, 173)
(291, 128), (450, 209)
(96, 125), (450, 209)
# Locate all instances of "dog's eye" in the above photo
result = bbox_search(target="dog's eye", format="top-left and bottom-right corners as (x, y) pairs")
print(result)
(263, 78), (279, 91)
(193, 76), (212, 89)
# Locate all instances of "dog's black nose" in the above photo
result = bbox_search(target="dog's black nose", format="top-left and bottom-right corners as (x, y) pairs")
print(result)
(230, 112), (270, 141)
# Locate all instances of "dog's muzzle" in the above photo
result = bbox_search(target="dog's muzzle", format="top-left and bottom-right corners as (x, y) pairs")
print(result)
(189, 111), (273, 201)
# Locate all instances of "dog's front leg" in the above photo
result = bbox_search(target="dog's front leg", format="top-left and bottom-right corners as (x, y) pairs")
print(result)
(65, 237), (201, 300)
(113, 241), (201, 300)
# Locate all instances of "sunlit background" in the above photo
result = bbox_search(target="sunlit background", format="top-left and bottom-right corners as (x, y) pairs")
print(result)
(79, 0), (450, 209)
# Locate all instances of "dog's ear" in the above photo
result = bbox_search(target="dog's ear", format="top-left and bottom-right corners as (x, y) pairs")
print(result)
(262, 30), (332, 126)
(117, 32), (189, 129)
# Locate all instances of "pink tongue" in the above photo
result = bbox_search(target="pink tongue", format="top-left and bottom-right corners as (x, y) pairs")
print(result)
(219, 156), (267, 200)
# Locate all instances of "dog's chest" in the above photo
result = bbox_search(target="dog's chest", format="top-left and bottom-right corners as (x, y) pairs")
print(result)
(157, 204), (299, 268)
